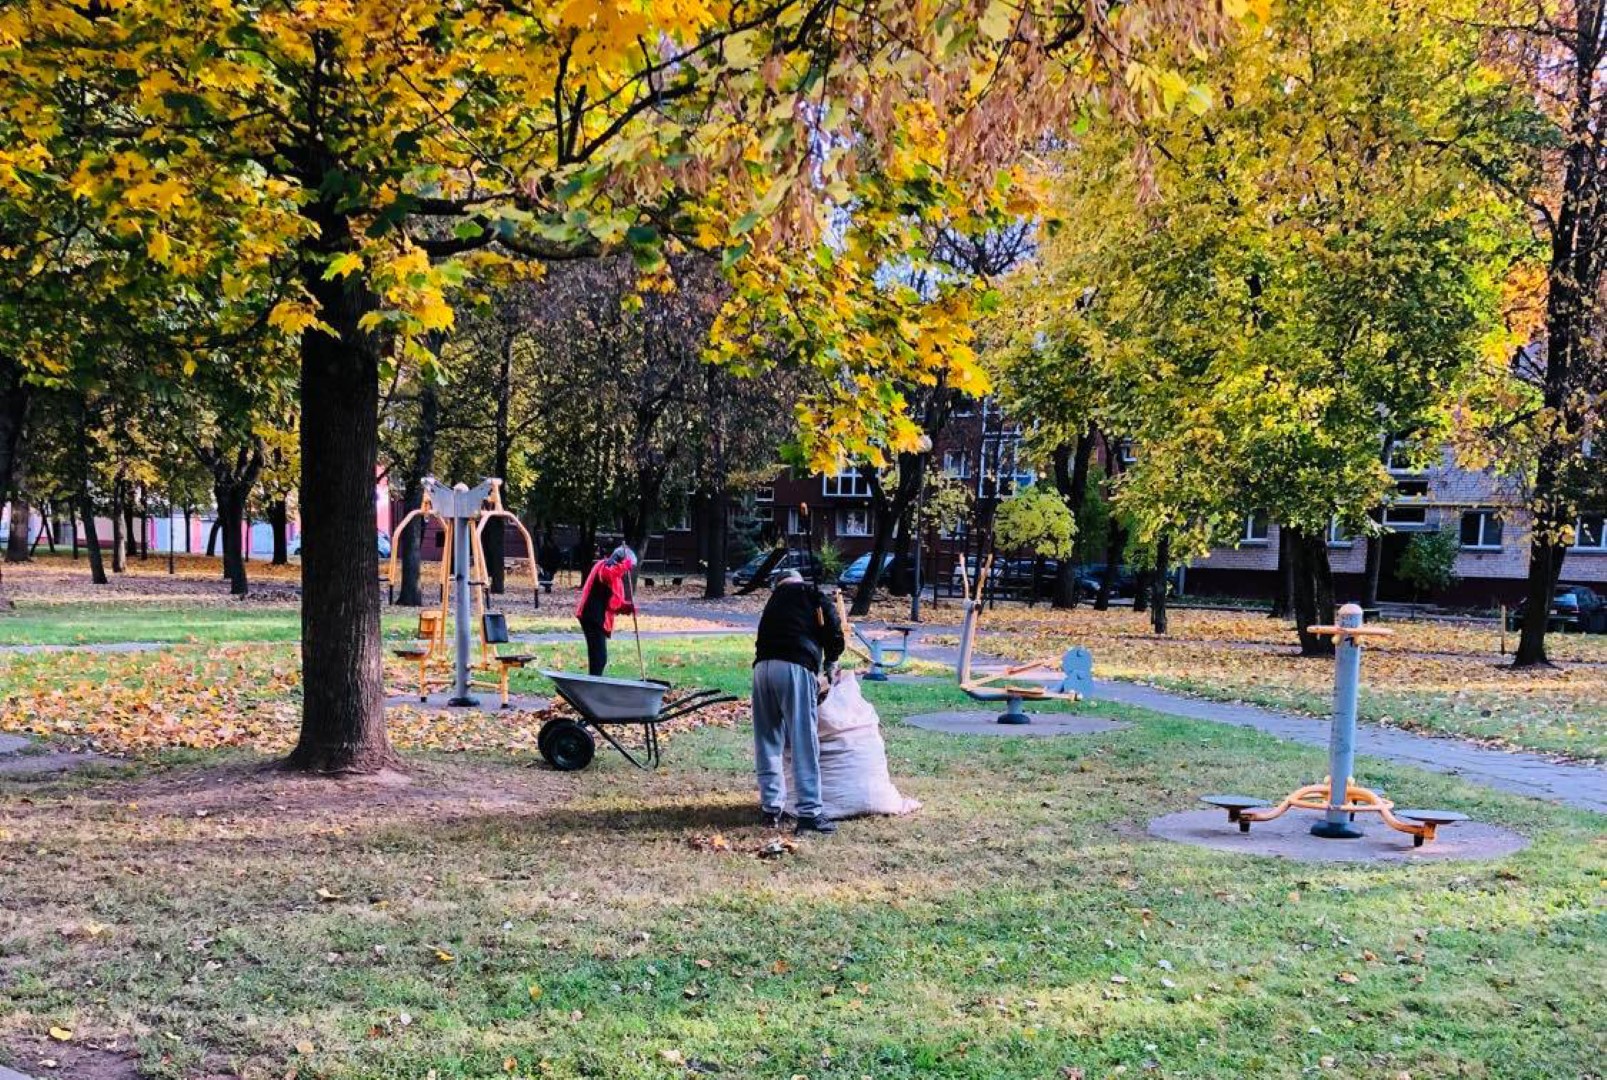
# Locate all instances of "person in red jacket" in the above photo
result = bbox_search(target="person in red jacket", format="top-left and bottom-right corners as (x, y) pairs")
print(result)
(575, 544), (636, 676)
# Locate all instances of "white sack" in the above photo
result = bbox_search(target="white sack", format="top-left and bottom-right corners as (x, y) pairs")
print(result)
(785, 673), (921, 819)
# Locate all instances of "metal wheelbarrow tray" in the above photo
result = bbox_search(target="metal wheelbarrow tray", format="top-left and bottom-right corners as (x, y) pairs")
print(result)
(538, 670), (737, 771)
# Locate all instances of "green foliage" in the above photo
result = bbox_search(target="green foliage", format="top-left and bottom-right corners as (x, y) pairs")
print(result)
(816, 539), (846, 580)
(993, 488), (1075, 559)
(1398, 529), (1461, 597)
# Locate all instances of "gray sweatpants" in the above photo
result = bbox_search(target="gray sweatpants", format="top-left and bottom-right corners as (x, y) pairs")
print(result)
(751, 659), (822, 819)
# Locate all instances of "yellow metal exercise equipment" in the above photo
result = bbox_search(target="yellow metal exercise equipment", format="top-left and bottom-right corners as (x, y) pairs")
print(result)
(385, 478), (541, 707)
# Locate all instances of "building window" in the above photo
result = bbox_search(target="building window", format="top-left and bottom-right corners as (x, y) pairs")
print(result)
(1386, 442), (1426, 473)
(1383, 480), (1429, 527)
(838, 509), (871, 537)
(822, 467), (871, 498)
(1116, 439), (1138, 465)
(1575, 514), (1606, 551)
(784, 507), (803, 536)
(942, 450), (971, 478)
(1459, 509), (1504, 550)
(980, 434), (1033, 498)
(1242, 512), (1271, 545)
(952, 396), (978, 417)
(754, 485), (773, 504)
(1328, 518), (1355, 546)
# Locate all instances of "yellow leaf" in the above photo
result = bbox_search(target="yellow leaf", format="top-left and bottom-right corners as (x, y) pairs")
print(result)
(145, 231), (171, 262)
(48, 1027), (72, 1042)
(324, 251), (363, 280)
(528, 984), (542, 1000)
(434, 948), (456, 963)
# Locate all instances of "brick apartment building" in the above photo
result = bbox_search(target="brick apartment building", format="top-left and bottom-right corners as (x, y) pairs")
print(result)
(1184, 445), (1607, 607)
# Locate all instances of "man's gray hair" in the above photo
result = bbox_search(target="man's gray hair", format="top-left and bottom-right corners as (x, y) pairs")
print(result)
(776, 569), (805, 585)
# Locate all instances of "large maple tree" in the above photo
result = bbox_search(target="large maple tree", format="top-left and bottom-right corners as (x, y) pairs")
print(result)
(0, 0), (1227, 771)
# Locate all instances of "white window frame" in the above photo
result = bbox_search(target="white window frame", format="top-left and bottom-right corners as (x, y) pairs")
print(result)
(784, 507), (802, 536)
(822, 467), (871, 499)
(942, 450), (971, 478)
(1573, 514), (1606, 551)
(1459, 508), (1504, 551)
(754, 485), (773, 504)
(1327, 518), (1355, 547)
(1116, 439), (1138, 465)
(1242, 512), (1271, 545)
(1383, 480), (1430, 527)
(838, 508), (871, 537)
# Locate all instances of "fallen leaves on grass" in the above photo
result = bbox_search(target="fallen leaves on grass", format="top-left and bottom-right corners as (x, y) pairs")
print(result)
(0, 644), (744, 757)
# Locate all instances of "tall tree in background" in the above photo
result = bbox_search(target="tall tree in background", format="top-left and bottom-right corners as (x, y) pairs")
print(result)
(1449, 1), (1607, 666)
(1001, 0), (1519, 653)
(4, 1), (1230, 773)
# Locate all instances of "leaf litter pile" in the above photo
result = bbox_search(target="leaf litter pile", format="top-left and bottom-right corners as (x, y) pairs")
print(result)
(0, 644), (743, 757)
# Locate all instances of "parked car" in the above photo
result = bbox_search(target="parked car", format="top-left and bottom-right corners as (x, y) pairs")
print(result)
(1074, 563), (1137, 598)
(293, 532), (392, 559)
(838, 553), (920, 591)
(997, 557), (1061, 599)
(731, 549), (824, 589)
(1506, 584), (1607, 633)
(949, 557), (1002, 593)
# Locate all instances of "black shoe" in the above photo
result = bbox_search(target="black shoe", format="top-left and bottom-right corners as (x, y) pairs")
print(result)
(761, 809), (788, 828)
(794, 815), (837, 836)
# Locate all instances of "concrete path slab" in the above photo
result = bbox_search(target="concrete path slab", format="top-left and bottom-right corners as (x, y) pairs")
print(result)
(906, 711), (1129, 737)
(0, 1064), (36, 1080)
(0, 641), (166, 655)
(0, 751), (116, 776)
(0, 733), (28, 755)
(1148, 807), (1529, 863)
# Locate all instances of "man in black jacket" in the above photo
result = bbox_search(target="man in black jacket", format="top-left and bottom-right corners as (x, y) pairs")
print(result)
(752, 570), (846, 834)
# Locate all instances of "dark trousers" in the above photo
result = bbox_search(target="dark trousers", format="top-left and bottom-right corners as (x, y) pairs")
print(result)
(580, 619), (608, 676)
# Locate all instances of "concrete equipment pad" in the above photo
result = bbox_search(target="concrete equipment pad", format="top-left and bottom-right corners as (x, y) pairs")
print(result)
(905, 711), (1129, 737)
(385, 693), (550, 714)
(1148, 808), (1528, 864)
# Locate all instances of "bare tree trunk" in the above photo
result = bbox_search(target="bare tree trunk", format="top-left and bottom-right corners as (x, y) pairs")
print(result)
(215, 481), (250, 596)
(1289, 526), (1336, 657)
(6, 498), (29, 563)
(269, 499), (289, 565)
(699, 485), (728, 599)
(80, 494), (107, 585)
(284, 235), (398, 775)
(1051, 432), (1095, 609)
(1270, 528), (1293, 618)
(1094, 520), (1124, 611)
(1151, 534), (1170, 635)
(110, 479), (126, 573)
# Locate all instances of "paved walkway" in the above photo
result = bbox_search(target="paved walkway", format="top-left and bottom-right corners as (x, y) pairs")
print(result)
(886, 628), (1607, 815)
(1093, 681), (1605, 813)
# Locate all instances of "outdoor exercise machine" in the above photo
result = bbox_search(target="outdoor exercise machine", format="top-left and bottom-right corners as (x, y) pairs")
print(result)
(385, 478), (540, 707)
(1201, 603), (1467, 847)
(832, 595), (915, 681)
(953, 555), (1090, 723)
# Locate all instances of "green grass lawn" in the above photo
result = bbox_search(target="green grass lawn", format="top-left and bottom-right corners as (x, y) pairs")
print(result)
(0, 640), (1601, 1079)
(0, 602), (595, 647)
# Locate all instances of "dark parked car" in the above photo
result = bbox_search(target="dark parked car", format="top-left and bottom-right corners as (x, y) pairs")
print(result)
(731, 549), (823, 589)
(838, 553), (920, 591)
(1074, 563), (1136, 598)
(1506, 584), (1607, 633)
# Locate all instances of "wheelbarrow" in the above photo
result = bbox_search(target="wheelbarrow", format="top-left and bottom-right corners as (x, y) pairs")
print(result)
(537, 670), (737, 771)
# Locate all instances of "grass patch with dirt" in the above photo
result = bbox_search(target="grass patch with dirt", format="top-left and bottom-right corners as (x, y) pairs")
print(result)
(0, 667), (1600, 1080)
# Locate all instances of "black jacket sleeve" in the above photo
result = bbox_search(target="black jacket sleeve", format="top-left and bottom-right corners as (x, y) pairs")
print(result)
(817, 588), (846, 664)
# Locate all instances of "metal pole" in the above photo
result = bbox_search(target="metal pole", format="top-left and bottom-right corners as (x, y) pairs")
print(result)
(910, 473), (925, 623)
(448, 513), (477, 706)
(1312, 602), (1365, 838)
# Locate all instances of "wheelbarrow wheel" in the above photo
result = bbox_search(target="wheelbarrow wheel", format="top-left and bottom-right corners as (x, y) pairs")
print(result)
(537, 717), (566, 760)
(542, 719), (596, 771)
